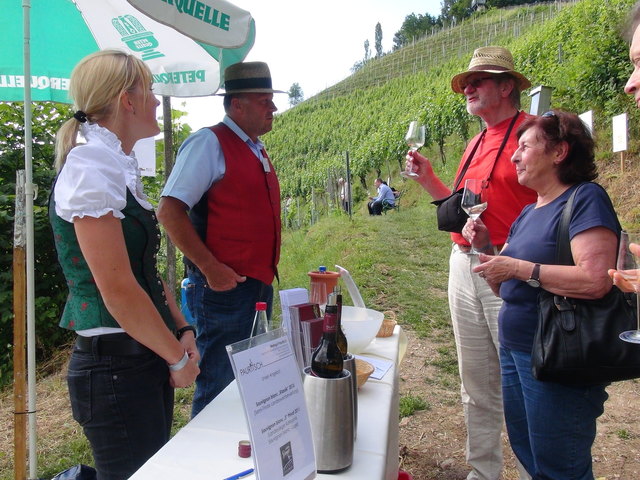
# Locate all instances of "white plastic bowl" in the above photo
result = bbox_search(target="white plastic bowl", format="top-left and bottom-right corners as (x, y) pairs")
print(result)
(341, 306), (384, 354)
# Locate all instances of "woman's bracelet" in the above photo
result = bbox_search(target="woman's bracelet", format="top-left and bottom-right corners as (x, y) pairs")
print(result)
(168, 351), (189, 372)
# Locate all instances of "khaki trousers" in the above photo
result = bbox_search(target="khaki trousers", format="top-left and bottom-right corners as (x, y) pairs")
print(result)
(448, 246), (529, 480)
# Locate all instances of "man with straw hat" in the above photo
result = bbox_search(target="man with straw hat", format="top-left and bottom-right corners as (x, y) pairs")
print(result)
(407, 46), (536, 480)
(158, 61), (285, 417)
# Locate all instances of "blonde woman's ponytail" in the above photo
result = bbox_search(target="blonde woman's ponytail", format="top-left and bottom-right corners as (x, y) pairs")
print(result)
(54, 117), (81, 172)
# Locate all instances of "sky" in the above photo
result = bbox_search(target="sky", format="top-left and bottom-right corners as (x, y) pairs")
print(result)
(177, 0), (442, 131)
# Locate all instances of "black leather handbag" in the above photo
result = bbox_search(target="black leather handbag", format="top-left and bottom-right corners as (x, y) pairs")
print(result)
(433, 112), (520, 233)
(531, 183), (640, 385)
(432, 188), (466, 233)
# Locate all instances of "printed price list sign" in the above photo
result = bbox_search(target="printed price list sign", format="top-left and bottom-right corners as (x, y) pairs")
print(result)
(228, 329), (316, 480)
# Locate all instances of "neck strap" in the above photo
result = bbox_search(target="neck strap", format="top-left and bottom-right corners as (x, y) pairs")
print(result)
(452, 110), (521, 192)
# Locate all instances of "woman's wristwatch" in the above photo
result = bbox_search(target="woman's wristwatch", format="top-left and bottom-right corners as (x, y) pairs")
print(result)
(176, 325), (197, 340)
(526, 263), (542, 288)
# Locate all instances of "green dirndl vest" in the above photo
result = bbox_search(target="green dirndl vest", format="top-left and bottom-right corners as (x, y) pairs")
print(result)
(49, 188), (175, 332)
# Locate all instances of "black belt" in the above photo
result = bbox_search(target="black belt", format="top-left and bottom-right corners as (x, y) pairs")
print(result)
(74, 333), (152, 357)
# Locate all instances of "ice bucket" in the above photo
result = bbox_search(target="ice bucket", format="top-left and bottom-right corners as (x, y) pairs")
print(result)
(303, 367), (354, 473)
(342, 353), (358, 439)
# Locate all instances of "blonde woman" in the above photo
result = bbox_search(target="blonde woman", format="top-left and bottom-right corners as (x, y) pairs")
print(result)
(50, 50), (199, 479)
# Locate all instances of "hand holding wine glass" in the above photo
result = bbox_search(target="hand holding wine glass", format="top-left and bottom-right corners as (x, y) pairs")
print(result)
(401, 121), (425, 178)
(617, 231), (640, 343)
(461, 179), (488, 254)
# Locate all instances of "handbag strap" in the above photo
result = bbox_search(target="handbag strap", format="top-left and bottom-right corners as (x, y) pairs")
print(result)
(452, 110), (521, 192)
(452, 129), (486, 191)
(555, 182), (622, 266)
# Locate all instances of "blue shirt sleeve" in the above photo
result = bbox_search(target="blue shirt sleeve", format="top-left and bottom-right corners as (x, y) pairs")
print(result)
(161, 128), (225, 209)
(377, 184), (395, 204)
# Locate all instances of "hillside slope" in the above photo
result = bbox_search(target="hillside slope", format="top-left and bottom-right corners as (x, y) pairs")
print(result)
(265, 0), (639, 228)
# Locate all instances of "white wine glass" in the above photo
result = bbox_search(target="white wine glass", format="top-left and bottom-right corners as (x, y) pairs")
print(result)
(401, 121), (425, 178)
(309, 281), (327, 314)
(461, 179), (488, 254)
(617, 231), (640, 343)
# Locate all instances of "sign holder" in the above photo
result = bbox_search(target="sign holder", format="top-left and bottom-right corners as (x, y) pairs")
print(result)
(227, 328), (316, 480)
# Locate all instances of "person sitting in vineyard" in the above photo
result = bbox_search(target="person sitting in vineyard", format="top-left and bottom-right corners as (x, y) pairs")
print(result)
(367, 178), (395, 215)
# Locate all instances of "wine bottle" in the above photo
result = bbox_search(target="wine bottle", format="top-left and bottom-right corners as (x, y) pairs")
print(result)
(310, 293), (344, 378)
(250, 302), (270, 337)
(333, 286), (348, 358)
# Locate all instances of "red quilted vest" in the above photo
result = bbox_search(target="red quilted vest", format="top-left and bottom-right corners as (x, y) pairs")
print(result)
(203, 123), (281, 284)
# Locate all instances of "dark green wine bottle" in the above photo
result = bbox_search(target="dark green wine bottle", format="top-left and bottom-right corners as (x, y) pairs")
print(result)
(334, 286), (348, 358)
(310, 293), (344, 378)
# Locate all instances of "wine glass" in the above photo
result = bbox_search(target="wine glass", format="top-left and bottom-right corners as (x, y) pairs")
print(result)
(401, 121), (425, 178)
(461, 179), (488, 254)
(309, 281), (327, 314)
(617, 231), (640, 343)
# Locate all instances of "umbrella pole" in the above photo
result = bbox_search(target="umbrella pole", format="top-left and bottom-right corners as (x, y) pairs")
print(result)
(13, 171), (27, 480)
(22, 2), (38, 478)
(162, 96), (177, 290)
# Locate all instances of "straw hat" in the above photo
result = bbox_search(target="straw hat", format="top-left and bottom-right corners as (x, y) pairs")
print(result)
(450, 46), (531, 94)
(218, 61), (285, 95)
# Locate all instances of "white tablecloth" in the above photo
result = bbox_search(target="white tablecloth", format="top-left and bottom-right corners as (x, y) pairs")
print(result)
(130, 326), (407, 480)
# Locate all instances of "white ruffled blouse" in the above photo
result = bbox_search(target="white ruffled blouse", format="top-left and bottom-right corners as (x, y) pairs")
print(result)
(54, 122), (153, 222)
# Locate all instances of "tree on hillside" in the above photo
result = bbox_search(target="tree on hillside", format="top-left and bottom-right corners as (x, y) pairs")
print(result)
(392, 12), (441, 50)
(288, 83), (304, 106)
(441, 0), (473, 25)
(352, 39), (372, 73)
(375, 22), (383, 58)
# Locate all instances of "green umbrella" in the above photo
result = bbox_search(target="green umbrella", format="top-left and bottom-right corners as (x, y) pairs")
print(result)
(2, 1), (255, 476)
(1, 0), (256, 101)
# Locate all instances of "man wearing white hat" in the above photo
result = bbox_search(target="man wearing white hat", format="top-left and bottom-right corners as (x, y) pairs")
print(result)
(408, 47), (536, 480)
(158, 61), (285, 416)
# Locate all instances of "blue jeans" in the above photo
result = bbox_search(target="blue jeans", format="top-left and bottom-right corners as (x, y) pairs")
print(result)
(67, 349), (173, 480)
(187, 268), (273, 417)
(500, 346), (609, 479)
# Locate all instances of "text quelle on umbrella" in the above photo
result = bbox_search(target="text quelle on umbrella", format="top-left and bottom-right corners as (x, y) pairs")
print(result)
(160, 0), (231, 31)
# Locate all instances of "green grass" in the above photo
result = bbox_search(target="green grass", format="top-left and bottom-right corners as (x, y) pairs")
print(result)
(35, 437), (94, 480)
(4, 185), (456, 479)
(616, 429), (632, 440)
(275, 181), (453, 342)
(399, 393), (430, 418)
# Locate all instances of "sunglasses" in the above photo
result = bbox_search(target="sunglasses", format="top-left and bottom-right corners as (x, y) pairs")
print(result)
(462, 76), (495, 90)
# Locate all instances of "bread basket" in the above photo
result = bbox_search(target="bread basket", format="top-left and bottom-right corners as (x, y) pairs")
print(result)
(355, 359), (374, 388)
(376, 310), (397, 338)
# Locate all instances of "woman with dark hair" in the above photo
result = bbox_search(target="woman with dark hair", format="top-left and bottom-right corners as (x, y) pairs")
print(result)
(462, 109), (619, 479)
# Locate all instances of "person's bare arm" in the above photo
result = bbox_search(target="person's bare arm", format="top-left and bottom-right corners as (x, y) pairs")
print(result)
(157, 196), (245, 291)
(406, 150), (452, 200)
(163, 280), (199, 364)
(474, 227), (616, 300)
(74, 214), (199, 387)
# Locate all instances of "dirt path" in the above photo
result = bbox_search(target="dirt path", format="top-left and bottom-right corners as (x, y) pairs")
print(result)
(1, 327), (639, 479)
(397, 326), (640, 479)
